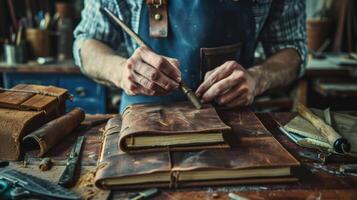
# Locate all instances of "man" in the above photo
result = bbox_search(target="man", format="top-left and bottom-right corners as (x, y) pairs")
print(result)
(74, 0), (307, 113)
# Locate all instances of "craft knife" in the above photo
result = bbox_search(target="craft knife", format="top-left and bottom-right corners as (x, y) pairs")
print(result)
(58, 136), (85, 188)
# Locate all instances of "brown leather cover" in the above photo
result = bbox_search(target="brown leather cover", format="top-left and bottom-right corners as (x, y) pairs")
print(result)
(22, 108), (85, 157)
(0, 84), (68, 160)
(95, 109), (300, 190)
(118, 102), (231, 152)
(146, 0), (168, 38)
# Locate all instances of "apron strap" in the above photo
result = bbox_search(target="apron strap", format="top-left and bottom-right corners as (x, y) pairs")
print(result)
(146, 0), (168, 38)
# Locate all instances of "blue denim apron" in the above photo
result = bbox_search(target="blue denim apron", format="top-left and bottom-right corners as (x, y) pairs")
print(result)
(120, 0), (255, 113)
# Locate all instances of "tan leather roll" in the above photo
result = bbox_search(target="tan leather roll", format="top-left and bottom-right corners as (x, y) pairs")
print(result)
(23, 108), (85, 157)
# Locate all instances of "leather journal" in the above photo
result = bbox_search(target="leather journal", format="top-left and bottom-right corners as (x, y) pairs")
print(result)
(0, 84), (70, 160)
(118, 102), (231, 152)
(95, 108), (300, 189)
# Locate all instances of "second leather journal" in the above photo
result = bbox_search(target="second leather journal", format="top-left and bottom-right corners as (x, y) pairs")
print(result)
(117, 102), (231, 152)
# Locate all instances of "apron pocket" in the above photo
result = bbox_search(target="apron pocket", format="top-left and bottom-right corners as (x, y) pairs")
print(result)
(200, 43), (241, 81)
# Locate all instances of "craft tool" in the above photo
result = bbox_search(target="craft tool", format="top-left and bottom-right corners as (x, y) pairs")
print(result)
(100, 7), (202, 109)
(58, 136), (85, 187)
(296, 102), (351, 154)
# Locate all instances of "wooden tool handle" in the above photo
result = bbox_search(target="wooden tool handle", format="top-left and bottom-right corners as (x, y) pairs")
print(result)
(296, 102), (350, 153)
(296, 102), (340, 144)
(100, 7), (149, 49)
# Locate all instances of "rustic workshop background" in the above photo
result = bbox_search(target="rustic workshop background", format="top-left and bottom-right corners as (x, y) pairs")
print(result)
(0, 0), (357, 200)
(0, 0), (356, 113)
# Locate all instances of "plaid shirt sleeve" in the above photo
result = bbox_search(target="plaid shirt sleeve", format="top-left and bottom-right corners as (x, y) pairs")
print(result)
(259, 0), (308, 77)
(72, 0), (123, 68)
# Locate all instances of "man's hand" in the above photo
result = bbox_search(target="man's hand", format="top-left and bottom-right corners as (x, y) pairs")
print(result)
(121, 47), (181, 96)
(195, 61), (257, 108)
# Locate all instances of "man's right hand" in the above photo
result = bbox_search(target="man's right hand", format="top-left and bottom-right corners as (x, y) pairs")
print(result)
(120, 47), (181, 96)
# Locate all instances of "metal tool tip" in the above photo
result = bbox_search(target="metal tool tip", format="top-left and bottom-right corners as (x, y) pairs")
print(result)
(187, 91), (203, 109)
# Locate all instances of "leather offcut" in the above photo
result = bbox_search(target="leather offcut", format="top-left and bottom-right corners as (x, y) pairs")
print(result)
(23, 108), (85, 157)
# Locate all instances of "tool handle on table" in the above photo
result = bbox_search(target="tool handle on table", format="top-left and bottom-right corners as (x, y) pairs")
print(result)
(58, 161), (76, 187)
(296, 102), (351, 153)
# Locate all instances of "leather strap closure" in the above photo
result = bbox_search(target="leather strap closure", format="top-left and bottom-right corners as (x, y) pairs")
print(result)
(146, 0), (168, 38)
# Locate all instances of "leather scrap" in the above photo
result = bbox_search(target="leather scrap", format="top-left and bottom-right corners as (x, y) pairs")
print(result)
(0, 108), (45, 160)
(23, 108), (85, 157)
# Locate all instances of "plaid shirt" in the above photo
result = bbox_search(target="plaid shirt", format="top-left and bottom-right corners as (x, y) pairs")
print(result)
(73, 0), (307, 76)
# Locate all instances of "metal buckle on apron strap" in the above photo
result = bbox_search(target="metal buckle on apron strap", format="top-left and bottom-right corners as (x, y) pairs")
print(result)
(149, 0), (164, 8)
(146, 0), (168, 38)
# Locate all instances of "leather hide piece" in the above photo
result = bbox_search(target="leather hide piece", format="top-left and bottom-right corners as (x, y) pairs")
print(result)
(23, 108), (85, 157)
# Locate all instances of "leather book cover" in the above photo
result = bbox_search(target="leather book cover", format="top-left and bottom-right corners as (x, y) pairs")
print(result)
(117, 102), (231, 152)
(95, 109), (300, 189)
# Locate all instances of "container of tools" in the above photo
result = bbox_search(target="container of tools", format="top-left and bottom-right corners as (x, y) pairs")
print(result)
(3, 43), (26, 64)
(3, 26), (27, 65)
(25, 28), (51, 58)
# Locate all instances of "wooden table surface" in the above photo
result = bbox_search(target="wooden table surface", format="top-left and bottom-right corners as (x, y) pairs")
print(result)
(6, 112), (357, 200)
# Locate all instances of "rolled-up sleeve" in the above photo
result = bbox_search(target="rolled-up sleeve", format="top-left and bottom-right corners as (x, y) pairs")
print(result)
(259, 0), (307, 77)
(73, 0), (123, 68)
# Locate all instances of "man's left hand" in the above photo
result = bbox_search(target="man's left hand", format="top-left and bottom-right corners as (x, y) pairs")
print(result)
(195, 60), (257, 108)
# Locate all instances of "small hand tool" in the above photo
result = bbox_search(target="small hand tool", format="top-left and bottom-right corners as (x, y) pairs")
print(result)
(128, 188), (159, 200)
(0, 168), (80, 200)
(100, 7), (202, 109)
(58, 136), (85, 188)
(296, 102), (351, 154)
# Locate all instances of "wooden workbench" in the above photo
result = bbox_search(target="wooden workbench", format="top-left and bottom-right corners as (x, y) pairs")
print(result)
(6, 112), (357, 200)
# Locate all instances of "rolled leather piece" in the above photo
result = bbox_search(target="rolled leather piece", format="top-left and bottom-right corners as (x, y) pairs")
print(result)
(23, 108), (85, 157)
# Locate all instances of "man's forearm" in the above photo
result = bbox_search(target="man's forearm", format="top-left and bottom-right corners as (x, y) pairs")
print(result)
(78, 39), (127, 87)
(248, 48), (301, 96)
